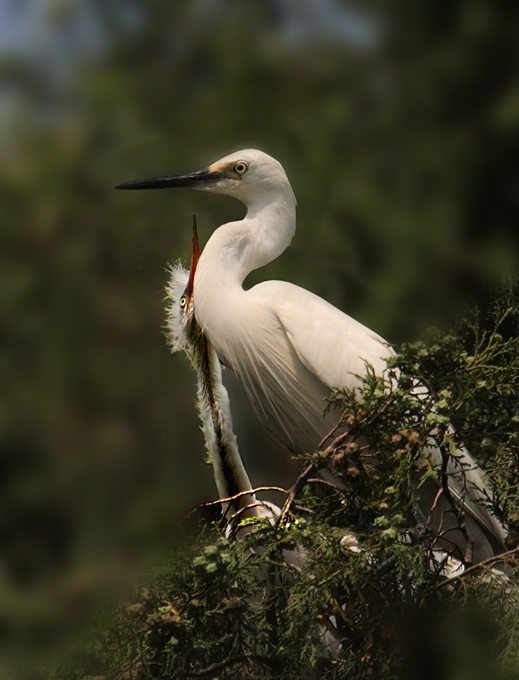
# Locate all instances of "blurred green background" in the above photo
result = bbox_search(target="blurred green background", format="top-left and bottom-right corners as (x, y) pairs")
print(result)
(1, 0), (519, 663)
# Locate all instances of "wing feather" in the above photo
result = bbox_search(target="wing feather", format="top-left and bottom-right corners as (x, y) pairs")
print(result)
(250, 281), (506, 553)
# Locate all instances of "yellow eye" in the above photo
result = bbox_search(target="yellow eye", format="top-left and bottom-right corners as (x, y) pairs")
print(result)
(179, 296), (187, 309)
(234, 161), (248, 175)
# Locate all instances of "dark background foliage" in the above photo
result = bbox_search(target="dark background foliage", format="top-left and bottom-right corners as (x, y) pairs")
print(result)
(1, 0), (519, 674)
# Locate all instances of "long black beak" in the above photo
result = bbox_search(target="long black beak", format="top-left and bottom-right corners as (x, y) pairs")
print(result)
(114, 168), (225, 191)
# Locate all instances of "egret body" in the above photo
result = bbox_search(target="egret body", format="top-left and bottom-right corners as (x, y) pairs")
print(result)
(117, 149), (506, 562)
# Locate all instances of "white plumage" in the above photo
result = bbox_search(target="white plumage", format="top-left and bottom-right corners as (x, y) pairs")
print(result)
(117, 149), (506, 563)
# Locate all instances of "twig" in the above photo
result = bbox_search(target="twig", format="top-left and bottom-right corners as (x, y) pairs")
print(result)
(307, 477), (343, 492)
(278, 462), (317, 526)
(193, 486), (288, 511)
(437, 435), (474, 566)
(426, 486), (444, 527)
(294, 504), (314, 514)
(318, 418), (347, 450)
(422, 546), (519, 597)
(276, 411), (377, 527)
(187, 651), (272, 677)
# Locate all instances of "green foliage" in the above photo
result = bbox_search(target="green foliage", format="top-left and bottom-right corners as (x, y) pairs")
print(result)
(49, 284), (519, 680)
(393, 278), (519, 527)
(3, 4), (519, 677)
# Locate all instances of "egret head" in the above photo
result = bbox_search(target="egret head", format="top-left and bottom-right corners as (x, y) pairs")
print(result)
(165, 215), (200, 352)
(115, 149), (297, 208)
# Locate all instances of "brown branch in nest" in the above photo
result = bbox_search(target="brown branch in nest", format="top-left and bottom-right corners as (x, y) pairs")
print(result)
(426, 486), (444, 527)
(200, 486), (289, 509)
(307, 477), (343, 492)
(320, 395), (395, 465)
(276, 415), (370, 527)
(322, 424), (362, 455)
(422, 546), (519, 597)
(294, 504), (314, 514)
(318, 416), (350, 450)
(278, 462), (317, 526)
(187, 651), (273, 677)
(437, 433), (474, 566)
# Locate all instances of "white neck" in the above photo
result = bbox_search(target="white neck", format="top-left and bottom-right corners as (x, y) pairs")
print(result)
(195, 191), (296, 305)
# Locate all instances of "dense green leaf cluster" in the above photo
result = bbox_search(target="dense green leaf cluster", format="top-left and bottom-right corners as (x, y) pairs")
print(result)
(50, 284), (519, 680)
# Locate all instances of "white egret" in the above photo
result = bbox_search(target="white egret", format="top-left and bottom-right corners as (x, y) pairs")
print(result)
(167, 218), (338, 585)
(166, 229), (359, 656)
(116, 149), (506, 563)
